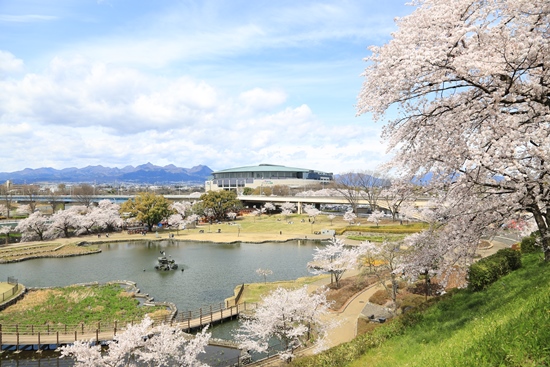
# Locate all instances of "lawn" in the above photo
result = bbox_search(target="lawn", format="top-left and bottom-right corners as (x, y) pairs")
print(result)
(291, 253), (550, 367)
(0, 283), (168, 326)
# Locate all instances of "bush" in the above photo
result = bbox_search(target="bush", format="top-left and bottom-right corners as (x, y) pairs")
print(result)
(520, 235), (540, 254)
(467, 248), (522, 291)
(369, 289), (388, 305)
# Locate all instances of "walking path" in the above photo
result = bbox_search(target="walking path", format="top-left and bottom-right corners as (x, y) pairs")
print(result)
(309, 277), (383, 352)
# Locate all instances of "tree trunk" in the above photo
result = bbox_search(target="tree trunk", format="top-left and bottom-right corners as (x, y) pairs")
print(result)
(542, 236), (550, 262)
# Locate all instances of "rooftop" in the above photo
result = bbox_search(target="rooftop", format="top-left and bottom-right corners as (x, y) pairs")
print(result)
(212, 164), (330, 174)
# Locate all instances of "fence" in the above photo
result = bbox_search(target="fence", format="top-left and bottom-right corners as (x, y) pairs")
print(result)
(1, 277), (19, 303)
(174, 301), (256, 332)
(0, 302), (256, 349)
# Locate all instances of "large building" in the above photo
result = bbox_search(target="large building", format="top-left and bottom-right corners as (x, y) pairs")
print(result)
(205, 164), (333, 192)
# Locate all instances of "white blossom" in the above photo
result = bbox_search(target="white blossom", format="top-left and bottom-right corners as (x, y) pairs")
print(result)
(234, 286), (332, 361)
(358, 0), (550, 264)
(60, 316), (211, 367)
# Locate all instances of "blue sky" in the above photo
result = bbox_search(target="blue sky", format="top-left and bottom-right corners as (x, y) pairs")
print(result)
(0, 0), (414, 174)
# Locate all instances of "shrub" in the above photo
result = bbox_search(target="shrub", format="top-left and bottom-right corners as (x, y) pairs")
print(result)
(467, 248), (522, 291)
(520, 235), (540, 254)
(369, 289), (388, 305)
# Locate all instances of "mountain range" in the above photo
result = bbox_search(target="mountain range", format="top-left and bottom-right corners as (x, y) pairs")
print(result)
(0, 163), (213, 184)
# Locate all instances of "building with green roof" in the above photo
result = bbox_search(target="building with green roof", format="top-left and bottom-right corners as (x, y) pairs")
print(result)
(205, 164), (333, 192)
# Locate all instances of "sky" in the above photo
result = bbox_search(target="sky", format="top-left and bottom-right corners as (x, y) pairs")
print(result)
(0, 0), (414, 174)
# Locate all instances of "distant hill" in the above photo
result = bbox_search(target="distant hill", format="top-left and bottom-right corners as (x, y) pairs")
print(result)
(0, 163), (213, 184)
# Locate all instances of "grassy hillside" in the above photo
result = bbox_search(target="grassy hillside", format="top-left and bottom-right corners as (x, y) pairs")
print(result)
(293, 253), (550, 367)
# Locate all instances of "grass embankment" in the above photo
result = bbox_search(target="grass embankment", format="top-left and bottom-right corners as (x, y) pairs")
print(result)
(234, 275), (329, 305)
(292, 253), (550, 367)
(0, 284), (168, 326)
(338, 222), (428, 236)
(0, 243), (100, 263)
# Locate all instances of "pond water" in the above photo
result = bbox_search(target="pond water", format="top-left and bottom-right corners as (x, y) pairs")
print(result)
(1, 239), (323, 313)
(1, 239), (324, 365)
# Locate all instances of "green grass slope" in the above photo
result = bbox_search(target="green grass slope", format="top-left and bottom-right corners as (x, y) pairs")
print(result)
(293, 253), (550, 367)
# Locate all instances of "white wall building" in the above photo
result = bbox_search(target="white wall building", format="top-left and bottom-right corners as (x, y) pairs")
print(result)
(205, 164), (333, 192)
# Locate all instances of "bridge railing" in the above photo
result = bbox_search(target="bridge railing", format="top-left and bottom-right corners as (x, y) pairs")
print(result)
(0, 302), (256, 338)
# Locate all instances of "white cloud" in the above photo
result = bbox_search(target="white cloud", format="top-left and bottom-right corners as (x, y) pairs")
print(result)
(238, 88), (286, 111)
(0, 54), (388, 173)
(0, 14), (57, 23)
(0, 51), (24, 75)
(0, 0), (410, 174)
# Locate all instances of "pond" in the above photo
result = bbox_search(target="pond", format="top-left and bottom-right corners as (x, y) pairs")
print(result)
(1, 239), (325, 365)
(1, 239), (323, 314)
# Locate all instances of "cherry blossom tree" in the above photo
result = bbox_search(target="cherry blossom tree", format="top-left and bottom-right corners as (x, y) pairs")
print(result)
(96, 200), (123, 232)
(60, 316), (211, 367)
(361, 240), (407, 312)
(77, 208), (100, 235)
(358, 0), (550, 262)
(263, 202), (276, 216)
(169, 201), (195, 233)
(15, 204), (32, 216)
(343, 210), (356, 226)
(0, 225), (12, 244)
(47, 206), (86, 239)
(308, 237), (365, 288)
(280, 202), (296, 213)
(184, 214), (200, 229)
(327, 214), (336, 225)
(304, 204), (321, 222)
(255, 268), (273, 284)
(280, 202), (296, 220)
(379, 182), (417, 222)
(171, 201), (192, 219)
(398, 202), (465, 286)
(226, 211), (237, 221)
(15, 211), (49, 241)
(367, 210), (384, 227)
(73, 201), (121, 235)
(234, 286), (332, 362)
(168, 213), (185, 233)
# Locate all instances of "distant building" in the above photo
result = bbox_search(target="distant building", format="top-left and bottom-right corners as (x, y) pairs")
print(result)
(205, 164), (333, 192)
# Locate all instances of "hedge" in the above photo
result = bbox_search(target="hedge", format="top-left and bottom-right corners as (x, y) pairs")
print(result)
(467, 248), (522, 291)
